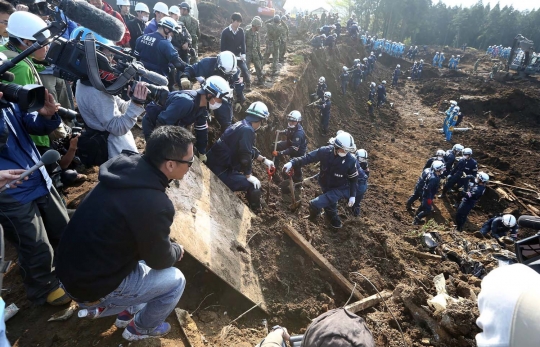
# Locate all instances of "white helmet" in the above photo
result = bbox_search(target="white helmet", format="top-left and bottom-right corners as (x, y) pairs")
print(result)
(135, 2), (150, 12)
(477, 172), (489, 183)
(502, 214), (517, 228)
(353, 58), (361, 64)
(202, 76), (233, 102)
(451, 55), (455, 58)
(420, 59), (424, 63)
(216, 51), (238, 76)
(382, 80), (386, 84)
(356, 149), (368, 161)
(324, 91), (331, 99)
(342, 66), (348, 72)
(453, 106), (460, 112)
(370, 82), (376, 87)
(452, 144), (464, 153)
(319, 76), (325, 83)
(287, 110), (302, 122)
(431, 160), (445, 172)
(332, 131), (356, 152)
(245, 101), (270, 120)
(158, 17), (179, 33)
(436, 51), (439, 54)
(436, 149), (445, 157)
(169, 5), (181, 15)
(363, 57), (367, 61)
(117, 0), (130, 5)
(462, 148), (473, 156)
(153, 2), (168, 14)
(396, 64), (400, 68)
(450, 100), (457, 106)
(6, 12), (50, 40)
(457, 55), (460, 58)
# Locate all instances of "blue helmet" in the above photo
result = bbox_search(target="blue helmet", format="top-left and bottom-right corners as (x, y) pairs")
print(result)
(70, 27), (114, 47)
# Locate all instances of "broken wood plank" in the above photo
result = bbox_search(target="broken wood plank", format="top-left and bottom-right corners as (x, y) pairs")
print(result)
(528, 205), (540, 215)
(344, 291), (392, 313)
(175, 308), (206, 347)
(495, 187), (512, 201)
(491, 181), (540, 195)
(404, 249), (443, 261)
(507, 190), (539, 217)
(282, 224), (363, 300)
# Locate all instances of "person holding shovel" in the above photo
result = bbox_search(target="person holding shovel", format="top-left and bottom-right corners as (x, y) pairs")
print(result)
(283, 131), (358, 229)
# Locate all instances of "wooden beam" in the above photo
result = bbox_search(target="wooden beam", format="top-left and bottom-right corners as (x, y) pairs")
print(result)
(404, 249), (443, 261)
(175, 308), (206, 347)
(344, 291), (392, 313)
(491, 181), (540, 195)
(282, 224), (362, 300)
(507, 191), (539, 217)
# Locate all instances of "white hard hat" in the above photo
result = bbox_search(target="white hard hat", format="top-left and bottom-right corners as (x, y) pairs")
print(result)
(117, 0), (130, 6)
(7, 11), (50, 40)
(382, 80), (386, 84)
(431, 160), (446, 172)
(319, 76), (325, 83)
(324, 91), (331, 98)
(502, 214), (517, 228)
(216, 51), (238, 75)
(202, 75), (233, 103)
(153, 2), (168, 14)
(477, 172), (489, 183)
(356, 149), (368, 160)
(332, 131), (356, 152)
(134, 2), (150, 12)
(246, 101), (270, 121)
(169, 5), (180, 15)
(287, 110), (302, 122)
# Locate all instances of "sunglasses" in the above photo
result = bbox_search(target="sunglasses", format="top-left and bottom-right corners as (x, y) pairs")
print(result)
(166, 156), (194, 167)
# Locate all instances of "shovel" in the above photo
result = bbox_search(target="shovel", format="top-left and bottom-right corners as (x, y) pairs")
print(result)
(266, 131), (281, 205)
(294, 173), (320, 187)
(288, 168), (301, 211)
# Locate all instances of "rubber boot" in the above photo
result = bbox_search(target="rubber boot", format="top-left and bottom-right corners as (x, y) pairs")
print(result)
(308, 203), (320, 221)
(247, 188), (262, 212)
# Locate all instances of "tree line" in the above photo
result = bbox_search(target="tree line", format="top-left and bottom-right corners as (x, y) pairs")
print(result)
(329, 0), (540, 50)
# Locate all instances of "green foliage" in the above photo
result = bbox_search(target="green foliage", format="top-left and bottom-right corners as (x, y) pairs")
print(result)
(327, 0), (540, 49)
(403, 37), (411, 46)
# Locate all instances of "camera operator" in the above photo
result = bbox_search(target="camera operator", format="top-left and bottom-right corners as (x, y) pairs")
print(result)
(127, 2), (150, 50)
(74, 28), (148, 166)
(0, 11), (55, 151)
(0, 0), (14, 46)
(134, 17), (187, 81)
(0, 88), (71, 306)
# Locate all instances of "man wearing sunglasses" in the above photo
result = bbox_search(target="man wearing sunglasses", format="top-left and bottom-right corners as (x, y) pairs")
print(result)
(56, 126), (195, 341)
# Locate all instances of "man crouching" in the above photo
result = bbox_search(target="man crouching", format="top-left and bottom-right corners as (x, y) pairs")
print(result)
(56, 126), (194, 341)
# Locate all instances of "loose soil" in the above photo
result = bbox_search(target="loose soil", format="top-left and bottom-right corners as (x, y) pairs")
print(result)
(3, 3), (540, 347)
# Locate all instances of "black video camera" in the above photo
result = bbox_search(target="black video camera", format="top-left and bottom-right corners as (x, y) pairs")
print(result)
(127, 81), (169, 107)
(515, 215), (540, 273)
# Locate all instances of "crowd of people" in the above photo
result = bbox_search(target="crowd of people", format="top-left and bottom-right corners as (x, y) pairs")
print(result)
(0, 1), (536, 345)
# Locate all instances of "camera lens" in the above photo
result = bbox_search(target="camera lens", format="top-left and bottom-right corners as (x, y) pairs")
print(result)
(0, 83), (45, 112)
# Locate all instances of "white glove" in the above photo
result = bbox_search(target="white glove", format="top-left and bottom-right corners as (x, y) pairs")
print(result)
(283, 162), (293, 173)
(263, 158), (275, 169)
(348, 197), (355, 207)
(247, 175), (261, 189)
(234, 102), (242, 113)
(241, 54), (246, 61)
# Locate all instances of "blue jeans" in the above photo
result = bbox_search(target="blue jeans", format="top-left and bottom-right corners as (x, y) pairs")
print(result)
(73, 262), (185, 333)
(237, 60), (250, 85)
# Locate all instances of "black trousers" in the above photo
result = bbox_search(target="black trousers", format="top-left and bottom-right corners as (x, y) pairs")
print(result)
(0, 187), (69, 304)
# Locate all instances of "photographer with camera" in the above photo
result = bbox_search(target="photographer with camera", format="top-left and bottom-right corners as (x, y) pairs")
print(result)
(74, 27), (148, 166)
(143, 75), (232, 162)
(0, 86), (71, 306)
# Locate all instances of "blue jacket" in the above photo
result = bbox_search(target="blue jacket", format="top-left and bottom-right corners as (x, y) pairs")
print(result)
(443, 150), (456, 169)
(0, 106), (61, 204)
(316, 99), (331, 117)
(143, 18), (158, 34)
(320, 26), (333, 36)
(207, 119), (257, 175)
(461, 183), (485, 204)
(339, 71), (350, 84)
(422, 171), (441, 200)
(316, 83), (327, 99)
(311, 36), (323, 48)
(134, 31), (180, 76)
(414, 168), (431, 191)
(424, 156), (443, 170)
(351, 68), (362, 80)
(392, 68), (401, 80)
(484, 216), (518, 238)
(348, 24), (359, 36)
(220, 26), (246, 56)
(281, 124), (307, 157)
(185, 57), (244, 103)
(355, 161), (369, 184)
(377, 84), (386, 98)
(59, 9), (77, 40)
(291, 145), (358, 197)
(143, 91), (208, 154)
(324, 35), (336, 47)
(451, 157), (478, 177)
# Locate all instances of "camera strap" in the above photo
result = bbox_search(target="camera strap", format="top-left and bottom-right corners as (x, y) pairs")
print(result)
(84, 34), (137, 95)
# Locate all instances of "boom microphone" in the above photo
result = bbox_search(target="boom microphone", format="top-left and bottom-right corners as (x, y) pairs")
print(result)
(137, 69), (169, 86)
(58, 0), (125, 42)
(0, 150), (61, 193)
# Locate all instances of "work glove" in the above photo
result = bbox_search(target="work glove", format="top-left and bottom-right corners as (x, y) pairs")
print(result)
(240, 54), (246, 61)
(348, 197), (355, 207)
(272, 150), (280, 157)
(234, 102), (242, 113)
(461, 172), (467, 178)
(180, 77), (191, 90)
(263, 158), (275, 170)
(427, 199), (433, 205)
(247, 175), (261, 189)
(198, 153), (207, 163)
(283, 162), (293, 173)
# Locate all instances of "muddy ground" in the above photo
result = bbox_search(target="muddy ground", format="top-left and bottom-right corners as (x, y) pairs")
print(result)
(3, 2), (540, 347)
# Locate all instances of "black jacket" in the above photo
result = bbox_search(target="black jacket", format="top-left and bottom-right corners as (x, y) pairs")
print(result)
(56, 152), (182, 301)
(127, 17), (146, 50)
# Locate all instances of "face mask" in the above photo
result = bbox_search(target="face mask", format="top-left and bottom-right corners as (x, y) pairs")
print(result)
(288, 122), (296, 128)
(167, 36), (173, 42)
(337, 151), (347, 157)
(208, 101), (222, 110)
(475, 178), (479, 183)
(142, 15), (149, 22)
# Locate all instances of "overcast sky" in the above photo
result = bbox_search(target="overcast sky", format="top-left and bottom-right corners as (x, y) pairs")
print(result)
(284, 0), (537, 12)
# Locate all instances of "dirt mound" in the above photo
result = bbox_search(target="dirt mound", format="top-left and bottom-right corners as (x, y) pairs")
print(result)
(441, 69), (468, 78)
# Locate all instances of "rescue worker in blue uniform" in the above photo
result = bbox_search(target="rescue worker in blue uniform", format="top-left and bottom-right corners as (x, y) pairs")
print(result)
(440, 147), (477, 197)
(367, 82), (376, 116)
(413, 160), (446, 225)
(455, 172), (488, 232)
(351, 64), (363, 91)
(134, 17), (187, 78)
(391, 64), (400, 87)
(179, 51), (244, 130)
(314, 91), (332, 135)
(376, 81), (386, 107)
(272, 110), (307, 183)
(476, 214), (518, 240)
(443, 143), (463, 176)
(320, 24), (334, 36)
(352, 149), (369, 217)
(142, 76), (232, 161)
(324, 33), (337, 50)
(348, 22), (359, 39)
(206, 101), (275, 211)
(310, 34), (325, 49)
(311, 76), (327, 101)
(432, 52), (440, 66)
(283, 131), (358, 229)
(406, 167), (432, 211)
(443, 106), (461, 141)
(424, 149), (445, 169)
(339, 66), (350, 95)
